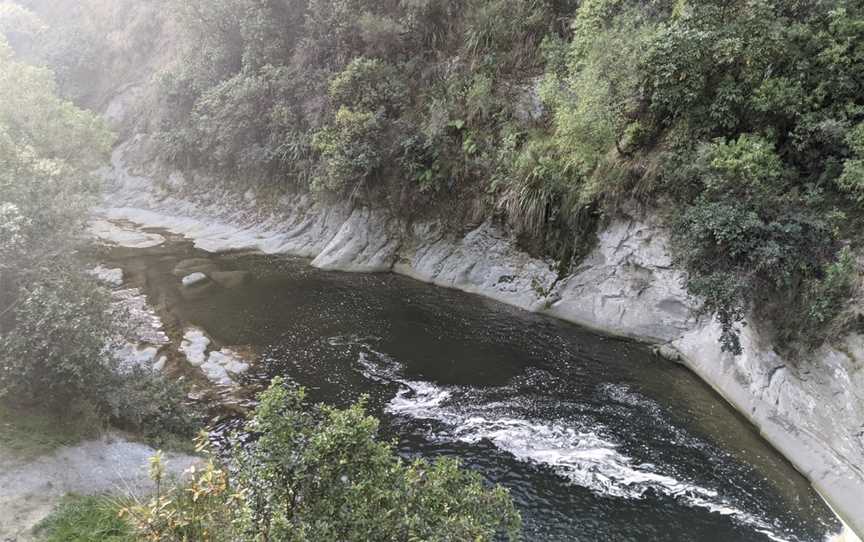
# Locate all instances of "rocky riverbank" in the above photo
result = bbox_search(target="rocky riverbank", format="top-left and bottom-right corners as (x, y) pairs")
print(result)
(98, 138), (864, 538)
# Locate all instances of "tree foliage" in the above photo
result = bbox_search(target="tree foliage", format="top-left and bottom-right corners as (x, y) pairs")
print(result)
(0, 32), (115, 405)
(540, 0), (864, 352)
(0, 26), (196, 444)
(156, 0), (569, 202)
(123, 379), (522, 541)
(28, 0), (864, 352)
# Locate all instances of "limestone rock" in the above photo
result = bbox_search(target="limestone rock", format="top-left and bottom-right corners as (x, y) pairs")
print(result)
(181, 272), (209, 287)
(90, 265), (124, 286)
(200, 348), (251, 386)
(179, 327), (252, 386)
(311, 207), (401, 272)
(89, 219), (164, 248)
(180, 328), (210, 367)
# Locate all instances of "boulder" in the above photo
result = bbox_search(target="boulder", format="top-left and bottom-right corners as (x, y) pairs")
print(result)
(180, 328), (210, 367)
(181, 272), (209, 287)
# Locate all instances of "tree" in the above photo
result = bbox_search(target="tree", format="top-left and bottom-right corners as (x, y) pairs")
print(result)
(837, 123), (864, 204)
(124, 378), (522, 541)
(0, 30), (115, 406)
(671, 135), (835, 353)
(312, 107), (386, 193)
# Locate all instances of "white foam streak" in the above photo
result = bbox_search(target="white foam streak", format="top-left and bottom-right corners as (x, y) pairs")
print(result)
(361, 350), (797, 542)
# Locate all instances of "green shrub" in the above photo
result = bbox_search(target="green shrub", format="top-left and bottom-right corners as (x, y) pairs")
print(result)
(462, 0), (552, 72)
(0, 29), (193, 444)
(234, 379), (521, 540)
(328, 56), (406, 114)
(838, 123), (864, 204)
(123, 379), (522, 541)
(108, 369), (201, 451)
(671, 136), (835, 353)
(797, 247), (859, 346)
(807, 248), (858, 326)
(188, 70), (273, 173)
(0, 37), (119, 404)
(312, 107), (386, 193)
(496, 133), (581, 236)
(643, 1), (781, 136)
(0, 271), (115, 406)
(357, 11), (406, 56)
(122, 450), (235, 541)
(541, 0), (662, 202)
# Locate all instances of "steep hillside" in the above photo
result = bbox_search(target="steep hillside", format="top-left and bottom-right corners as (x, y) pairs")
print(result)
(22, 0), (864, 356)
(10, 0), (864, 536)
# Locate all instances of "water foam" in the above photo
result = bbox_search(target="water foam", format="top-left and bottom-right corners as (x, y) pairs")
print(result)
(358, 349), (801, 542)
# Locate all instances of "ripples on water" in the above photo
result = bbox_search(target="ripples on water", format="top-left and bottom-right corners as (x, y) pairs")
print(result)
(103, 246), (841, 542)
(356, 346), (807, 542)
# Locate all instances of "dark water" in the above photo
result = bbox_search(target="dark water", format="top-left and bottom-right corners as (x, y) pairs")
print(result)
(102, 234), (840, 542)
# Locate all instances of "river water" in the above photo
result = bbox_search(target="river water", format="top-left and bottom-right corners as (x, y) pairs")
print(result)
(99, 230), (840, 542)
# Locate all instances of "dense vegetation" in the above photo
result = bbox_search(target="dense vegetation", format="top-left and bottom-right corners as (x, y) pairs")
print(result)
(12, 2), (864, 538)
(5, 0), (863, 537)
(0, 5), (195, 447)
(98, 0), (859, 354)
(567, 0), (864, 352)
(43, 380), (520, 542)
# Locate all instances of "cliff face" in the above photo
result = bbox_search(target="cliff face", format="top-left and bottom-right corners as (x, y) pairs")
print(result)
(100, 138), (864, 535)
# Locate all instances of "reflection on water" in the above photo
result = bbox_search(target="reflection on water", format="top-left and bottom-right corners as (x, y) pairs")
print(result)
(99, 234), (840, 542)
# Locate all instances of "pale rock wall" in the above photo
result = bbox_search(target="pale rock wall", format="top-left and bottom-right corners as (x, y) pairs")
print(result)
(100, 140), (864, 535)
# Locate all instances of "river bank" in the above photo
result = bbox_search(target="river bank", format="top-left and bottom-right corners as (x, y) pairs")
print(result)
(86, 217), (840, 540)
(94, 138), (864, 538)
(0, 432), (197, 541)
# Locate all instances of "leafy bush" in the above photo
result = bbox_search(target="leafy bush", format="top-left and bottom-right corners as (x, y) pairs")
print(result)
(497, 134), (576, 237)
(796, 246), (859, 346)
(328, 56), (406, 114)
(546, 0), (661, 179)
(0, 32), (116, 407)
(462, 0), (553, 72)
(121, 450), (235, 541)
(838, 123), (864, 204)
(312, 107), (386, 193)
(0, 272), (115, 406)
(0, 27), (193, 445)
(187, 70), (274, 174)
(123, 379), (522, 541)
(108, 369), (200, 451)
(671, 136), (835, 353)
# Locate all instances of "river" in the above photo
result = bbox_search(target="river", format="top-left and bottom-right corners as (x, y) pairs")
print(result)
(97, 227), (840, 542)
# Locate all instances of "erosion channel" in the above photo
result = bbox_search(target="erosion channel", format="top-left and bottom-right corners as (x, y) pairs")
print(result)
(95, 224), (842, 542)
